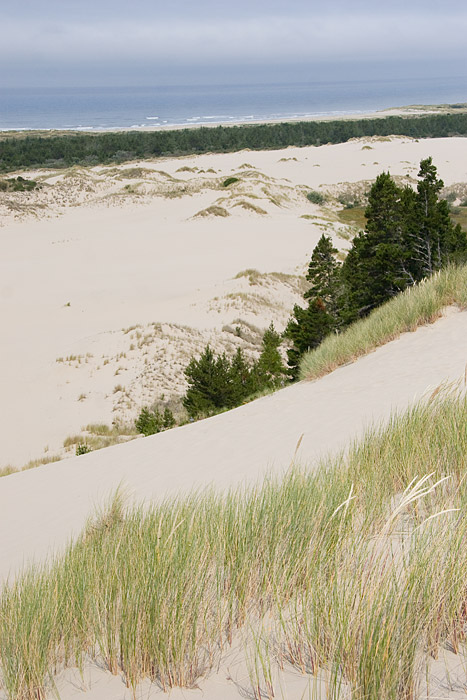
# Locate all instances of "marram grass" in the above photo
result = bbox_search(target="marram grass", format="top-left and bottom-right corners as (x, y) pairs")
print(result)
(1, 388), (467, 699)
(299, 264), (467, 381)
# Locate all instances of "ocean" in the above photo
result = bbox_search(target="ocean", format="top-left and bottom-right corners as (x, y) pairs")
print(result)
(1, 75), (467, 131)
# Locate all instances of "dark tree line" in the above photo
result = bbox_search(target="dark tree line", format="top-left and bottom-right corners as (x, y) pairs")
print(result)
(2, 113), (467, 172)
(284, 158), (467, 376)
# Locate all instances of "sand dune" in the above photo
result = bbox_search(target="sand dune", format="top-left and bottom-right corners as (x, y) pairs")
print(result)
(1, 307), (466, 584)
(1, 136), (467, 469)
(1, 136), (467, 699)
(0, 309), (465, 699)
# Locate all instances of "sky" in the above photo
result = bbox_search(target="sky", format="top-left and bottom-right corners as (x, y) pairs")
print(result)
(2, 0), (467, 87)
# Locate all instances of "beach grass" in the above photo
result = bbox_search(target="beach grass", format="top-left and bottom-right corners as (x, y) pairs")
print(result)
(299, 264), (467, 382)
(1, 386), (467, 698)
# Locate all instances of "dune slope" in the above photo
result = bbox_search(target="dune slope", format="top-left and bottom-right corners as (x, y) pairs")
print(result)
(0, 307), (466, 585)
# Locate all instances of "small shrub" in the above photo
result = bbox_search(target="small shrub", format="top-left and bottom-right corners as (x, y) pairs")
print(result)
(222, 176), (239, 187)
(306, 190), (326, 205)
(76, 444), (92, 456)
(337, 193), (361, 209)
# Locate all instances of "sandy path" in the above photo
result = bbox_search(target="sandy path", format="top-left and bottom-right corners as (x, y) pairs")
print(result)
(0, 308), (466, 584)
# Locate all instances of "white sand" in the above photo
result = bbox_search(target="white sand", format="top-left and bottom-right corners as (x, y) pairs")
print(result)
(1, 136), (466, 467)
(0, 310), (466, 700)
(1, 308), (466, 583)
(1, 135), (467, 698)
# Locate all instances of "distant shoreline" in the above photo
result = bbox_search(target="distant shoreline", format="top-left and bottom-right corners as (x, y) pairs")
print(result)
(1, 103), (467, 137)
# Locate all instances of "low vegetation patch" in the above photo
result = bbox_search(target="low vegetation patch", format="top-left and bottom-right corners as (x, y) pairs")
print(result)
(193, 205), (230, 218)
(76, 443), (92, 456)
(63, 423), (139, 454)
(0, 454), (61, 478)
(0, 176), (39, 192)
(337, 205), (367, 229)
(451, 205), (467, 233)
(232, 199), (267, 214)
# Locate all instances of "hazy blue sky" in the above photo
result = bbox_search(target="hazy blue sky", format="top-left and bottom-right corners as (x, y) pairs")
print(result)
(2, 0), (467, 87)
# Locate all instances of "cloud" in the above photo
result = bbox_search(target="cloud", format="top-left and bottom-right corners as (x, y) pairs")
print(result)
(1, 8), (466, 88)
(2, 12), (466, 67)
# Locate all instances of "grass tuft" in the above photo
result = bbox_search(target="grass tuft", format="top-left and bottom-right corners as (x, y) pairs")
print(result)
(193, 205), (230, 218)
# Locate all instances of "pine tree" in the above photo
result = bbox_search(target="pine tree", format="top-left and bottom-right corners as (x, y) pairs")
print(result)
(230, 348), (256, 404)
(135, 407), (164, 436)
(162, 407), (176, 429)
(304, 234), (340, 317)
(408, 157), (466, 278)
(255, 323), (286, 389)
(183, 346), (233, 418)
(341, 172), (412, 319)
(284, 235), (340, 378)
(284, 298), (334, 379)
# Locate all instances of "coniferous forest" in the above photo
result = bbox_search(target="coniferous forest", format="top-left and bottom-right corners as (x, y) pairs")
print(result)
(1, 112), (467, 172)
(284, 158), (467, 375)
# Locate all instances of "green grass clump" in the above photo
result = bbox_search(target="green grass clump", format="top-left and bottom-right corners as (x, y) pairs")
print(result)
(1, 389), (467, 698)
(299, 264), (467, 381)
